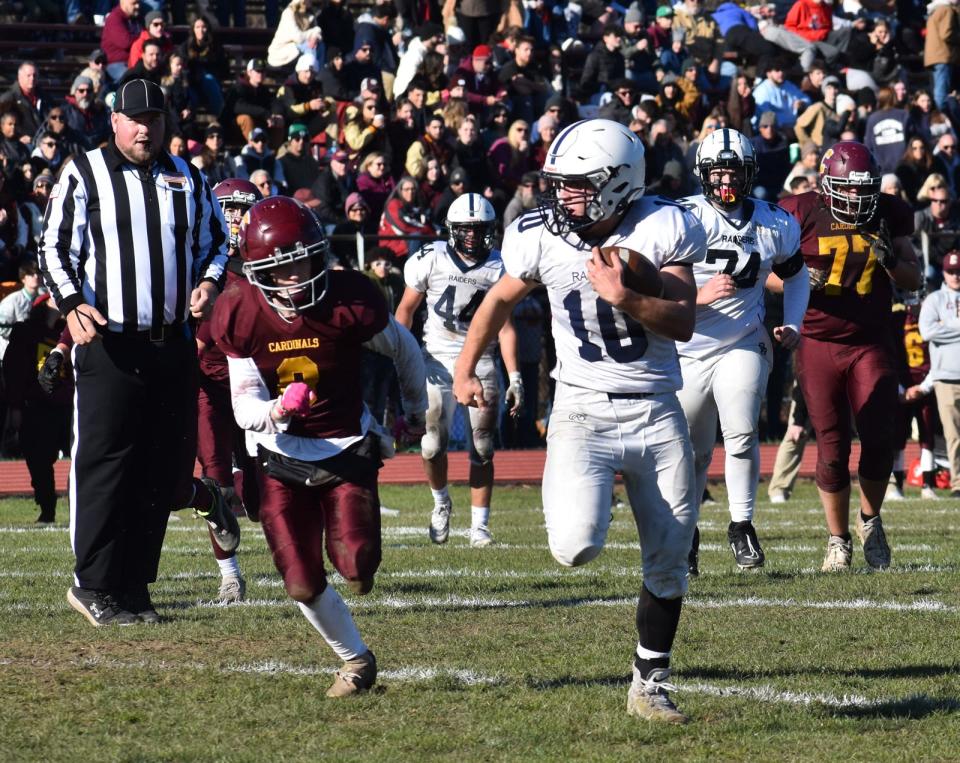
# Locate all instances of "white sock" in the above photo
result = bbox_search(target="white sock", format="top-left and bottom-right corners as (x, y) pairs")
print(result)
(217, 556), (241, 578)
(920, 448), (935, 472)
(471, 505), (490, 529)
(431, 486), (450, 506)
(726, 446), (758, 523)
(298, 586), (367, 662)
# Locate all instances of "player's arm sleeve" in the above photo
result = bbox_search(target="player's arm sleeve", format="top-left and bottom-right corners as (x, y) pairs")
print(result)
(226, 355), (290, 434)
(192, 168), (229, 288)
(38, 164), (87, 316)
(775, 215), (809, 330)
(363, 315), (428, 415)
(501, 217), (543, 282)
(403, 246), (432, 291)
(660, 206), (707, 267)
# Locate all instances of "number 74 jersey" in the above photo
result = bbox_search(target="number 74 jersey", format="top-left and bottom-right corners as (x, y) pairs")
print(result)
(404, 240), (506, 362)
(677, 195), (802, 360)
(779, 191), (914, 342)
(501, 198), (706, 394)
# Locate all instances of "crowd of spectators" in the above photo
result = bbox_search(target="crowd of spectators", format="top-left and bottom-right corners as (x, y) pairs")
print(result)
(1, 0), (960, 453)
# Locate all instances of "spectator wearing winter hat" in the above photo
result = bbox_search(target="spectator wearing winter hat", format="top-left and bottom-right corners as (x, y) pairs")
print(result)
(280, 122), (322, 192)
(128, 11), (175, 69)
(331, 192), (372, 267)
(311, 149), (355, 226)
(268, 0), (324, 70)
(621, 5), (658, 93)
(530, 112), (558, 167)
(751, 111), (791, 199)
(451, 45), (506, 119)
(277, 54), (335, 139)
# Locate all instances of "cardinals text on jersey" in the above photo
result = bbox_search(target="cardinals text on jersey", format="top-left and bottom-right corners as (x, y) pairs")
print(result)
(501, 198), (707, 394)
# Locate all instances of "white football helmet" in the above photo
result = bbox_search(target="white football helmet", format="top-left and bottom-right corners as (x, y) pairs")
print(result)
(538, 118), (646, 235)
(694, 127), (756, 209)
(446, 192), (496, 262)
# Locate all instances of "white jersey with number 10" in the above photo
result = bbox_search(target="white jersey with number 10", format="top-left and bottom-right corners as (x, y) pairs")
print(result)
(500, 197), (707, 394)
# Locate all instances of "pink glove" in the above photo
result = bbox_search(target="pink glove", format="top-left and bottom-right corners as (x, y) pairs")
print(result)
(275, 382), (317, 418)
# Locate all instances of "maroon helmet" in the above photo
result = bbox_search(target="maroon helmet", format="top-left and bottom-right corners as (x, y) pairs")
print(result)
(213, 178), (263, 249)
(238, 196), (330, 315)
(819, 140), (881, 226)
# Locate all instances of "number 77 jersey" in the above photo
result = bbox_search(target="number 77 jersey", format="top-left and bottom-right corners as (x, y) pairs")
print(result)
(779, 190), (914, 342)
(501, 198), (706, 394)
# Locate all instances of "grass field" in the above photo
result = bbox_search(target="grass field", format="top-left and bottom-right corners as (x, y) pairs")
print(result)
(2, 481), (960, 762)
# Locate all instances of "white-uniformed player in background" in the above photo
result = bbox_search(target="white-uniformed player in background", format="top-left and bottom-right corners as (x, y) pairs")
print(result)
(453, 119), (707, 724)
(678, 128), (809, 574)
(395, 194), (523, 548)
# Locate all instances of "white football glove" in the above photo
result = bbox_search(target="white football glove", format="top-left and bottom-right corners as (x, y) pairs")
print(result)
(505, 372), (524, 417)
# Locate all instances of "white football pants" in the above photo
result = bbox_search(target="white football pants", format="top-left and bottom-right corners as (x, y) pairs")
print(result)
(677, 329), (772, 523)
(542, 382), (697, 600)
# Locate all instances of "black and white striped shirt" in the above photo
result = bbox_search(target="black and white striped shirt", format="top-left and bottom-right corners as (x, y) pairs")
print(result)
(39, 140), (229, 333)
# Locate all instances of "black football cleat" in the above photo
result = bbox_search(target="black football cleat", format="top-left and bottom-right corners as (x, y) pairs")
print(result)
(728, 520), (765, 570)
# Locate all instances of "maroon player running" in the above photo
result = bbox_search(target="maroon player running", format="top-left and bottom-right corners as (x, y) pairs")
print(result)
(780, 141), (921, 571)
(212, 196), (426, 697)
(197, 179), (265, 603)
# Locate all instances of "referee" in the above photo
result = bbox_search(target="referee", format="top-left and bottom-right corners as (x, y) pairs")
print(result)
(40, 79), (239, 626)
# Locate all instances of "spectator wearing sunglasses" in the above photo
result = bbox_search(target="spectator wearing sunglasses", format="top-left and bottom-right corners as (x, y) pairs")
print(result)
(30, 130), (65, 176)
(45, 91), (95, 155)
(128, 11), (175, 69)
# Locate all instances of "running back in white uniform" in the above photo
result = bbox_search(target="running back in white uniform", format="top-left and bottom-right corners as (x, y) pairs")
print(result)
(504, 197), (704, 395)
(675, 195), (803, 526)
(404, 240), (506, 463)
(502, 198), (706, 600)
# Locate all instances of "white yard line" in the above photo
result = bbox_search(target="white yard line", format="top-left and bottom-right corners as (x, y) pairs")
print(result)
(0, 655), (936, 710)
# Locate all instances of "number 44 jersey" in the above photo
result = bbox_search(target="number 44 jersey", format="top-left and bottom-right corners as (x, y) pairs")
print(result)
(501, 198), (706, 394)
(677, 195), (802, 360)
(404, 240), (505, 364)
(779, 190), (914, 343)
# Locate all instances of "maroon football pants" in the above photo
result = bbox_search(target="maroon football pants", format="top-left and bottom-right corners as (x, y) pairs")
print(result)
(197, 375), (260, 560)
(258, 466), (382, 602)
(895, 395), (939, 452)
(797, 337), (899, 492)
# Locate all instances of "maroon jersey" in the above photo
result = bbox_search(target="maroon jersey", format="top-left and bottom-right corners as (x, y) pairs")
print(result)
(902, 304), (930, 384)
(212, 269), (389, 439)
(779, 191), (914, 342)
(197, 269), (246, 385)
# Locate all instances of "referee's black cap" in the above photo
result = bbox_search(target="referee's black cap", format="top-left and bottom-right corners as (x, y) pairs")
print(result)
(115, 79), (166, 117)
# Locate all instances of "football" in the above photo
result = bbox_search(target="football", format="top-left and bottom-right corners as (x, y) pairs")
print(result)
(599, 246), (663, 297)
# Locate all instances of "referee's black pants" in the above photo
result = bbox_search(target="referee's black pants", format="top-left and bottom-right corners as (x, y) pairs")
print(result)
(71, 330), (198, 591)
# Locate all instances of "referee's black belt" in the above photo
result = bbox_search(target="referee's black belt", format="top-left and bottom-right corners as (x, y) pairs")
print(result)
(116, 322), (185, 343)
(607, 391), (656, 400)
